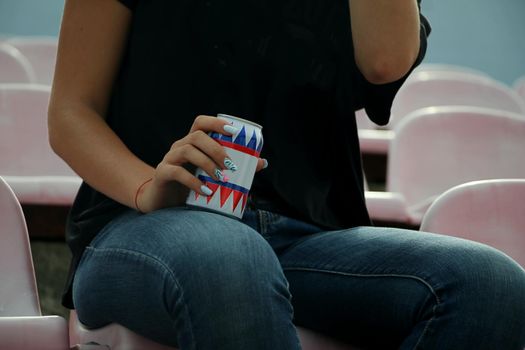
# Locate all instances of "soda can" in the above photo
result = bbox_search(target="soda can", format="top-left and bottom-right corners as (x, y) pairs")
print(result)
(186, 114), (264, 219)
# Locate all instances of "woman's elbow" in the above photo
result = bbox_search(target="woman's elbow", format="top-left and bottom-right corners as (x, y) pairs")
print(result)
(47, 101), (69, 156)
(358, 56), (414, 85)
(357, 45), (420, 85)
(47, 107), (61, 155)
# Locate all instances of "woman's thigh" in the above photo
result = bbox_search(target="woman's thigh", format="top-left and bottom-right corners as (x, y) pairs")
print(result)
(72, 207), (293, 348)
(278, 226), (525, 350)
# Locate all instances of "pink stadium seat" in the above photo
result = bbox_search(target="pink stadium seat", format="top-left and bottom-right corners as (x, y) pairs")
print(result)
(365, 106), (525, 226)
(355, 108), (376, 130)
(358, 71), (525, 155)
(420, 179), (525, 268)
(356, 108), (395, 155)
(0, 176), (69, 350)
(0, 43), (36, 83)
(357, 64), (493, 137)
(6, 36), (58, 85)
(0, 84), (81, 205)
(70, 312), (362, 350)
(409, 63), (492, 81)
(514, 76), (525, 102)
(390, 73), (525, 127)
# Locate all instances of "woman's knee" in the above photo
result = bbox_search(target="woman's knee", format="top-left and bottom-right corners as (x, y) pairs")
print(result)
(72, 245), (172, 327)
(434, 240), (525, 340)
(441, 241), (525, 302)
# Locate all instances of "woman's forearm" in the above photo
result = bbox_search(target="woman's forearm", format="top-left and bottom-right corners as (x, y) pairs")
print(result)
(48, 103), (156, 209)
(349, 0), (421, 84)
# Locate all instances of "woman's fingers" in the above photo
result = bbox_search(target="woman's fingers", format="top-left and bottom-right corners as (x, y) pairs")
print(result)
(172, 130), (269, 173)
(189, 115), (239, 135)
(156, 163), (213, 196)
(170, 130), (236, 171)
(166, 143), (231, 182)
(255, 158), (268, 172)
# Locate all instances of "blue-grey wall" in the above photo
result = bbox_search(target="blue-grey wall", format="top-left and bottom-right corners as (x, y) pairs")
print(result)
(421, 0), (525, 85)
(1, 0), (524, 84)
(0, 0), (64, 37)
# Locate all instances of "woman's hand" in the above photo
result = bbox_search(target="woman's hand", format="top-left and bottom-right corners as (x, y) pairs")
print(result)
(135, 115), (267, 213)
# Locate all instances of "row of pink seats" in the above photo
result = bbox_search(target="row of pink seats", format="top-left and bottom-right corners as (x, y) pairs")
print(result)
(0, 36), (57, 85)
(355, 63), (493, 130)
(359, 64), (525, 226)
(365, 106), (525, 226)
(358, 67), (525, 155)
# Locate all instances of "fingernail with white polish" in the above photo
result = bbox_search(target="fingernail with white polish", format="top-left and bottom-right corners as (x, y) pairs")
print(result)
(223, 125), (239, 134)
(214, 168), (227, 182)
(262, 159), (269, 169)
(200, 185), (213, 196)
(224, 157), (238, 171)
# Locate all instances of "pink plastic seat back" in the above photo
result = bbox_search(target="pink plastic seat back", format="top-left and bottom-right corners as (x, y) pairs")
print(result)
(357, 66), (492, 132)
(6, 37), (58, 85)
(420, 179), (525, 268)
(0, 176), (40, 316)
(409, 63), (491, 81)
(389, 73), (525, 129)
(355, 108), (376, 130)
(0, 43), (36, 83)
(514, 76), (525, 102)
(0, 84), (76, 177)
(387, 106), (525, 221)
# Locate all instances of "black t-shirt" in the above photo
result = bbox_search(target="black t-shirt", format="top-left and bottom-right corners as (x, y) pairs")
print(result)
(62, 0), (430, 308)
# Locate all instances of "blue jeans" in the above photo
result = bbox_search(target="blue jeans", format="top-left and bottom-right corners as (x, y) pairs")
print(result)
(73, 207), (525, 349)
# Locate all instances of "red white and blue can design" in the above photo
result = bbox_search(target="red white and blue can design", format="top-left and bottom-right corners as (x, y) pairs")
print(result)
(186, 114), (263, 219)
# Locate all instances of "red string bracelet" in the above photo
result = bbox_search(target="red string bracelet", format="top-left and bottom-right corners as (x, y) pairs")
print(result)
(134, 178), (153, 213)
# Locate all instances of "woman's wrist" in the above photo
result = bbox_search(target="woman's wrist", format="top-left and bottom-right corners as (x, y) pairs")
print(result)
(134, 177), (190, 213)
(134, 177), (154, 213)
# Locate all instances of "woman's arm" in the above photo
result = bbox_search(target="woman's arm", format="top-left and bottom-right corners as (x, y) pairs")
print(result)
(49, 0), (266, 212)
(349, 0), (421, 84)
(48, 0), (156, 209)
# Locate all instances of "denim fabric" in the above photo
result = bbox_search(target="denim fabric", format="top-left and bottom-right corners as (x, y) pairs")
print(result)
(73, 207), (525, 350)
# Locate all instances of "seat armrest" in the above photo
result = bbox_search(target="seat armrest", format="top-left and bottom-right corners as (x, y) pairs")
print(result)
(358, 129), (394, 155)
(365, 191), (411, 223)
(3, 176), (82, 205)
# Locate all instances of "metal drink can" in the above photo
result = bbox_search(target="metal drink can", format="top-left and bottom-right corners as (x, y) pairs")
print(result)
(185, 114), (264, 219)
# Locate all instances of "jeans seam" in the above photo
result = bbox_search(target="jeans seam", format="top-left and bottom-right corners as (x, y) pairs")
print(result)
(84, 246), (197, 350)
(282, 266), (441, 302)
(282, 266), (441, 348)
(413, 310), (436, 350)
